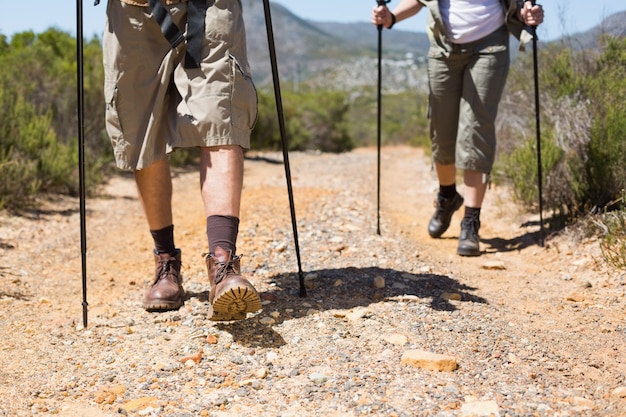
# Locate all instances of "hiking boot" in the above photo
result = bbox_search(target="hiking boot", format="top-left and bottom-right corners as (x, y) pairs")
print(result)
(428, 191), (464, 238)
(143, 249), (185, 312)
(457, 217), (481, 257)
(205, 247), (262, 321)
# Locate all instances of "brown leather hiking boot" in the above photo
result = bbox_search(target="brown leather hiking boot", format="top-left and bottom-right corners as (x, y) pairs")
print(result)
(142, 249), (184, 312)
(205, 247), (262, 321)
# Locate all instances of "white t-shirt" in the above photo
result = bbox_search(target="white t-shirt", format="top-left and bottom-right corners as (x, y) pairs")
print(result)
(439, 0), (505, 44)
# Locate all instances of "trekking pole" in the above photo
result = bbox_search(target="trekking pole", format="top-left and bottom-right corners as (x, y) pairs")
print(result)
(76, 0), (89, 326)
(262, 0), (306, 297)
(530, 0), (544, 247)
(375, 0), (390, 236)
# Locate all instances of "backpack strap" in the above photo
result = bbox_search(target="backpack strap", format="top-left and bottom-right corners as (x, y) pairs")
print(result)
(149, 0), (208, 68)
(148, 0), (187, 51)
(184, 0), (211, 68)
(95, 0), (208, 69)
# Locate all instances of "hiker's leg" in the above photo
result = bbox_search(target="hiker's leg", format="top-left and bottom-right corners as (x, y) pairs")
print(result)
(134, 159), (173, 230)
(435, 163), (456, 186)
(462, 170), (487, 208)
(200, 145), (244, 219)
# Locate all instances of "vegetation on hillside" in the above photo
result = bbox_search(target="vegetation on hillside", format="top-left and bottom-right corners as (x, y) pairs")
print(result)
(498, 36), (626, 216)
(0, 29), (108, 210)
(496, 36), (626, 267)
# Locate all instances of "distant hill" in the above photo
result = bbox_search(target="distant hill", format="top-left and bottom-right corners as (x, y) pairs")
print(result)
(243, 1), (625, 90)
(310, 21), (431, 58)
(242, 0), (429, 89)
(556, 10), (626, 51)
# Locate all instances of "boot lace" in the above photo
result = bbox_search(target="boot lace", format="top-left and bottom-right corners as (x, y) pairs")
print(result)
(205, 253), (242, 285)
(460, 217), (480, 242)
(154, 256), (180, 285)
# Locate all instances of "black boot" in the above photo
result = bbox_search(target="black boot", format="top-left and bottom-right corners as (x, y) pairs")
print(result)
(428, 192), (464, 238)
(457, 217), (481, 256)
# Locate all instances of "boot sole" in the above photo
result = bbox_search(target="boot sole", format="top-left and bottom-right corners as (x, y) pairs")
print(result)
(210, 285), (262, 321)
(143, 297), (184, 312)
(457, 246), (481, 257)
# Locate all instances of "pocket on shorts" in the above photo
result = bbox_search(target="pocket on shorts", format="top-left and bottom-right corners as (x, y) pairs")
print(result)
(231, 55), (258, 131)
(104, 71), (131, 168)
(104, 74), (124, 143)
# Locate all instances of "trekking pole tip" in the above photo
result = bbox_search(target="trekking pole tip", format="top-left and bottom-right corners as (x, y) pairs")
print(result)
(82, 301), (89, 327)
(298, 271), (307, 298)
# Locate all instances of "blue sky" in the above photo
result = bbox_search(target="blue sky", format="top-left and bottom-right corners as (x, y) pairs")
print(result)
(1, 1), (622, 42)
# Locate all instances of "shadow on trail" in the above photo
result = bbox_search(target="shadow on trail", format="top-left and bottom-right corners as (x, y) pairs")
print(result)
(481, 230), (541, 253)
(244, 154), (282, 164)
(215, 266), (487, 348)
(14, 206), (82, 220)
(0, 266), (30, 301)
(481, 218), (564, 253)
(0, 240), (15, 250)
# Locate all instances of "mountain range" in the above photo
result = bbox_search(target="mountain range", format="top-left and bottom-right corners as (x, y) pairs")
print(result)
(242, 0), (625, 90)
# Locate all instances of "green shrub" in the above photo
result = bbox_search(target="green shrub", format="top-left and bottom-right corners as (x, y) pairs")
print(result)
(597, 191), (626, 270)
(0, 30), (110, 211)
(585, 105), (626, 210)
(0, 155), (39, 210)
(501, 37), (626, 217)
(502, 127), (562, 211)
(0, 90), (76, 209)
(599, 213), (626, 270)
(348, 89), (429, 149)
(581, 38), (626, 211)
(250, 89), (281, 151)
(251, 88), (353, 153)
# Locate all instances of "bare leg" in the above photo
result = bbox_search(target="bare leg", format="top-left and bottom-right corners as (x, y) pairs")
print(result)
(463, 170), (488, 208)
(434, 163), (456, 187)
(200, 145), (244, 217)
(134, 159), (173, 230)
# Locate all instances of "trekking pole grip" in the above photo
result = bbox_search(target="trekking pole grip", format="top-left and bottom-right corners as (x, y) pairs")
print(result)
(528, 0), (538, 37)
(375, 0), (391, 30)
(529, 0), (538, 26)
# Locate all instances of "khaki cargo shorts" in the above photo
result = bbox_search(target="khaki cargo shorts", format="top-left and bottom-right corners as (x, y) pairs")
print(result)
(103, 0), (258, 171)
(427, 25), (510, 173)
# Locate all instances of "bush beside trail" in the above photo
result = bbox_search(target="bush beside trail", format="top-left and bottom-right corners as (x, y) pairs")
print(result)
(498, 36), (626, 219)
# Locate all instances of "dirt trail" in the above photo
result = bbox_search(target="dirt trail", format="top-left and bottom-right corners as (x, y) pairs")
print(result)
(0, 146), (624, 416)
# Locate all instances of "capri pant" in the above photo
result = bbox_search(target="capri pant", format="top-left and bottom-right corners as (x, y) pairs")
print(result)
(427, 25), (510, 173)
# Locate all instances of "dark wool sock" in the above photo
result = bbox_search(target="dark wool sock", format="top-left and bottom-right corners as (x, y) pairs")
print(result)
(150, 224), (176, 254)
(207, 215), (240, 255)
(464, 206), (481, 221)
(439, 184), (457, 199)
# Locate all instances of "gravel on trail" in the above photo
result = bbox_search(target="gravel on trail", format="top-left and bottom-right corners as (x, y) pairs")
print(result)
(0, 147), (625, 417)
